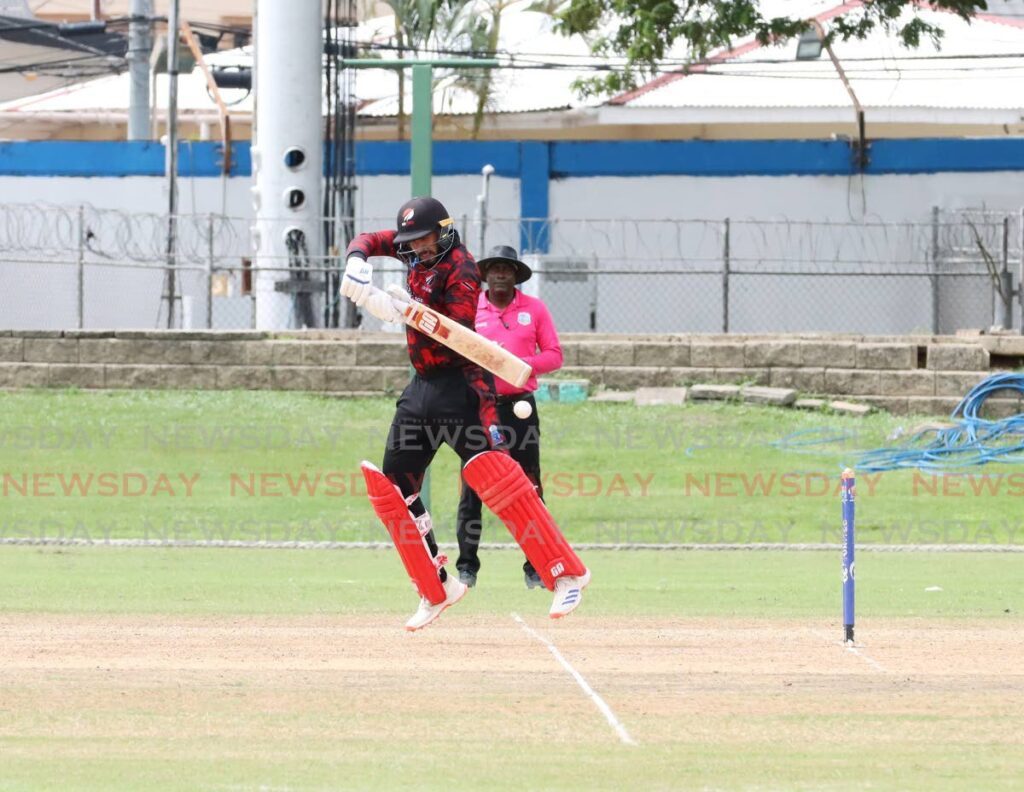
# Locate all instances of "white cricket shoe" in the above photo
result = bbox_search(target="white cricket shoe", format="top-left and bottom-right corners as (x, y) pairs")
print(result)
(549, 569), (592, 619)
(405, 573), (467, 632)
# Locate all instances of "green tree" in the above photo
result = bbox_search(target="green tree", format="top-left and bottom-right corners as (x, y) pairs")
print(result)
(556, 0), (988, 97)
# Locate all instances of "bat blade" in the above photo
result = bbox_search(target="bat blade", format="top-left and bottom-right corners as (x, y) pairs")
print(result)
(399, 300), (532, 388)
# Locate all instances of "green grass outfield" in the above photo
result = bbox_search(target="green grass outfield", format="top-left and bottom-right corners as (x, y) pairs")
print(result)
(1, 390), (1023, 546)
(0, 545), (1020, 619)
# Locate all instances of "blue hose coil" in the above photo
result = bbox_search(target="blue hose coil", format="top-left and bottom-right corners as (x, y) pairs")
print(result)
(854, 373), (1024, 472)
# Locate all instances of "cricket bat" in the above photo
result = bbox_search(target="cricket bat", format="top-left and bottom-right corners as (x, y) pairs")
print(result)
(385, 285), (532, 389)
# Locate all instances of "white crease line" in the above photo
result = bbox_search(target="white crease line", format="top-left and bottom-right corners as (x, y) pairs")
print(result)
(511, 612), (637, 746)
(845, 643), (888, 673)
(813, 628), (888, 673)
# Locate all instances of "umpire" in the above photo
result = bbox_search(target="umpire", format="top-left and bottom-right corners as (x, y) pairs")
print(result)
(456, 245), (564, 589)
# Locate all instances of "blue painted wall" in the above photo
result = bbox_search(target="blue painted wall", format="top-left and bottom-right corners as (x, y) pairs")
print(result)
(4, 138), (1024, 179)
(0, 140), (249, 177)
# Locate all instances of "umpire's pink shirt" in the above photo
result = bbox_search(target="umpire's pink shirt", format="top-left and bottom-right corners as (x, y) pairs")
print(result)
(475, 289), (563, 396)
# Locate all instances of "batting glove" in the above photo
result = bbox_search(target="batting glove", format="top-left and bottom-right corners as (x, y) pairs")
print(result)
(340, 255), (373, 304)
(360, 287), (403, 324)
(385, 283), (412, 307)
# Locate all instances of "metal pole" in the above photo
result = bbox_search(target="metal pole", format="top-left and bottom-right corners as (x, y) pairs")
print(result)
(1019, 207), (1024, 332)
(206, 213), (215, 329)
(252, 0), (322, 330)
(807, 20), (867, 170)
(77, 205), (85, 329)
(722, 218), (730, 333)
(340, 59), (499, 202)
(998, 215), (1013, 329)
(164, 0), (180, 328)
(477, 163), (494, 255)
(411, 64), (432, 197)
(127, 0), (153, 140)
(930, 206), (940, 335)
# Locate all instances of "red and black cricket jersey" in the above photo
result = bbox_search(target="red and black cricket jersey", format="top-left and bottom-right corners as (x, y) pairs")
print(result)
(345, 229), (484, 376)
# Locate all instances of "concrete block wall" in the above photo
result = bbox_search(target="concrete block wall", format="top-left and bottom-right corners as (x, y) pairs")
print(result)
(554, 333), (1022, 416)
(1, 329), (1023, 416)
(0, 330), (409, 395)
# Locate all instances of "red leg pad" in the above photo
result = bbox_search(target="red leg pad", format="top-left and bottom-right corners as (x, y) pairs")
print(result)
(462, 451), (586, 590)
(361, 462), (446, 605)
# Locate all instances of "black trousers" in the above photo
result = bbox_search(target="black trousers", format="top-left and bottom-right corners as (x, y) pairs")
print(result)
(456, 394), (541, 577)
(382, 369), (498, 576)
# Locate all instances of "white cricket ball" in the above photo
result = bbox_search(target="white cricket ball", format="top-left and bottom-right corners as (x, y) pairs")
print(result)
(513, 399), (533, 419)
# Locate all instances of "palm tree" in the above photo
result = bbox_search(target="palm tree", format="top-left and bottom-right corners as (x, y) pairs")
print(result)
(439, 0), (510, 138)
(381, 0), (564, 139)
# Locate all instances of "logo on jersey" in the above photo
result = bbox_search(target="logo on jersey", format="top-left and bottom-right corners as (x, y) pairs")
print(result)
(518, 311), (531, 325)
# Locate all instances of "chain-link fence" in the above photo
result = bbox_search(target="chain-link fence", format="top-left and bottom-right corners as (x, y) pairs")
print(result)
(1, 202), (1021, 334)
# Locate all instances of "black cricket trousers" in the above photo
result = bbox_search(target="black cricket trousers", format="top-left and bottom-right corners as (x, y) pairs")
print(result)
(455, 393), (541, 577)
(381, 368), (500, 571)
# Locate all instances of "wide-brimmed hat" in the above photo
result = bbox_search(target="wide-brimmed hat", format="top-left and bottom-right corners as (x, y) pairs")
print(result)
(476, 244), (532, 284)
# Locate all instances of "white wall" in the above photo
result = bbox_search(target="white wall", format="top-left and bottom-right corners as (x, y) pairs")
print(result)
(0, 173), (253, 216)
(352, 173), (521, 236)
(546, 172), (1024, 334)
(0, 174), (521, 330)
(0, 170), (1019, 332)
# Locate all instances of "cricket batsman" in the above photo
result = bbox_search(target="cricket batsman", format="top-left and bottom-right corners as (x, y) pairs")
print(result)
(340, 196), (590, 631)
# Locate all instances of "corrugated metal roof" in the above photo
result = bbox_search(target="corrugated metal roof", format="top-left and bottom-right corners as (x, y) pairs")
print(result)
(3, 0), (1024, 127)
(619, 3), (1024, 114)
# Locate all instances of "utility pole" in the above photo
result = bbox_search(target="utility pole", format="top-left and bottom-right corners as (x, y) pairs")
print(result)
(340, 59), (499, 196)
(127, 0), (154, 140)
(796, 20), (868, 170)
(162, 0), (180, 327)
(252, 0), (323, 329)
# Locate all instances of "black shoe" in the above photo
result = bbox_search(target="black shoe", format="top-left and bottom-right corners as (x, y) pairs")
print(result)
(524, 568), (544, 590)
(459, 570), (477, 588)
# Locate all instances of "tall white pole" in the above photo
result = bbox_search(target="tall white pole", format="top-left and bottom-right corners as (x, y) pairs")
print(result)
(476, 163), (494, 255)
(127, 0), (153, 140)
(252, 0), (323, 329)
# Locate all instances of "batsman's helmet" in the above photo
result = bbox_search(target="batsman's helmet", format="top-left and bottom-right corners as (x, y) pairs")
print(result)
(394, 196), (456, 266)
